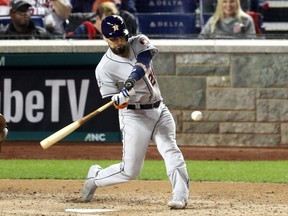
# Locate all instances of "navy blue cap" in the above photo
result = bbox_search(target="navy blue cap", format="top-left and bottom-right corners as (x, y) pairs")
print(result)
(101, 15), (129, 38)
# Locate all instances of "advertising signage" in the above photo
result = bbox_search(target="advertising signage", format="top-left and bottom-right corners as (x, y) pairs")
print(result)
(0, 53), (121, 142)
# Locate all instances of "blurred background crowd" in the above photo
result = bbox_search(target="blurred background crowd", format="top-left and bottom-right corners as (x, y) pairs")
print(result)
(0, 0), (286, 39)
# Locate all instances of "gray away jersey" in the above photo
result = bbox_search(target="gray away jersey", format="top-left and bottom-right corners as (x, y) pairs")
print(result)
(95, 34), (162, 104)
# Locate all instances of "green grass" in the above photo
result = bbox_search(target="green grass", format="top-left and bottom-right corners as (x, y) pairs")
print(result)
(0, 160), (288, 183)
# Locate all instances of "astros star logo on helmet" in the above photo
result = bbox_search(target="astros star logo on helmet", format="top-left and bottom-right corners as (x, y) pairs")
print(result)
(112, 24), (119, 32)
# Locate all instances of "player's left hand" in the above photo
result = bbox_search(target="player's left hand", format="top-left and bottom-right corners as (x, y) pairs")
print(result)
(112, 88), (133, 106)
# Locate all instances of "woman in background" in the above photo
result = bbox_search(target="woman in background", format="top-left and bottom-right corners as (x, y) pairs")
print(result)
(199, 0), (256, 38)
(67, 1), (137, 39)
(67, 2), (119, 39)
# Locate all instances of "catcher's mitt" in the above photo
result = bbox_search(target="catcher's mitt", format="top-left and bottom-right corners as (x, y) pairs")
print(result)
(0, 114), (8, 143)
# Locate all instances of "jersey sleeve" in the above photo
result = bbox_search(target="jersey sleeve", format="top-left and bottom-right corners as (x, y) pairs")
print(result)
(95, 66), (119, 98)
(130, 34), (159, 59)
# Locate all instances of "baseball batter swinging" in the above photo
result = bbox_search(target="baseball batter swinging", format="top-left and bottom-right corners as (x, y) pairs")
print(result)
(82, 15), (190, 209)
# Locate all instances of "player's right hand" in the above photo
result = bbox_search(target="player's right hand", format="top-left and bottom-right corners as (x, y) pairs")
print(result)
(112, 88), (131, 106)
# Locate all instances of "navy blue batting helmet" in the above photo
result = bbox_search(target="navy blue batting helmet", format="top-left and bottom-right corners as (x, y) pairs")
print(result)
(101, 15), (129, 39)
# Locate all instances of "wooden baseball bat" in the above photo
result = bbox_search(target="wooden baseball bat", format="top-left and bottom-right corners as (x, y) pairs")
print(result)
(40, 101), (114, 149)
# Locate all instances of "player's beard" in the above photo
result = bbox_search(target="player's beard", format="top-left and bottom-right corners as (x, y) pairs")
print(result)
(110, 44), (129, 57)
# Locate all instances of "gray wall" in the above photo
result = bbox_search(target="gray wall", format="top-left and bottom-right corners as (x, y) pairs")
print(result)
(152, 40), (288, 147)
(1, 39), (288, 147)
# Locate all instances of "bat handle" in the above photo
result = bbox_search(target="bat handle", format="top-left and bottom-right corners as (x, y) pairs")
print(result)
(81, 101), (114, 124)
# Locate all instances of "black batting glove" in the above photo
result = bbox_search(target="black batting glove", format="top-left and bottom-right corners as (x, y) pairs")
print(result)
(124, 78), (136, 91)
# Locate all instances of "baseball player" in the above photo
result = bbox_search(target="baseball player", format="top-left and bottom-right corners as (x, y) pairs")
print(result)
(82, 15), (190, 209)
(0, 114), (8, 144)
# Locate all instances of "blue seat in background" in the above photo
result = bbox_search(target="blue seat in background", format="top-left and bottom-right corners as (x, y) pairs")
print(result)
(0, 16), (13, 27)
(136, 13), (197, 39)
(0, 15), (44, 28)
(136, 0), (198, 13)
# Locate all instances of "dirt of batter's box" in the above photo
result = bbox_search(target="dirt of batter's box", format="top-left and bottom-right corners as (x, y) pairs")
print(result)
(1, 179), (288, 216)
(1, 141), (288, 160)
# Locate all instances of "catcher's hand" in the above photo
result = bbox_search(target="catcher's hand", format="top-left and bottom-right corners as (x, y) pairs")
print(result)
(0, 114), (8, 143)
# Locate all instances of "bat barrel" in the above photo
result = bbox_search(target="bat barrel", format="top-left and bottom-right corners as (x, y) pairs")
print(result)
(39, 101), (114, 150)
(40, 139), (55, 149)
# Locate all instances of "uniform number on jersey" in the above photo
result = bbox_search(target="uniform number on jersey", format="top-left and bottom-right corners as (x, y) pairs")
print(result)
(148, 69), (156, 86)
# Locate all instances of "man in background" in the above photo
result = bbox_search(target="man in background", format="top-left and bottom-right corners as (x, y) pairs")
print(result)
(0, 0), (52, 39)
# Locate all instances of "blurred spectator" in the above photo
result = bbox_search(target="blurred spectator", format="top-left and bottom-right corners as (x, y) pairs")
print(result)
(67, 0), (137, 38)
(24, 0), (72, 36)
(0, 0), (10, 15)
(0, 0), (52, 39)
(65, 12), (95, 33)
(118, 0), (136, 14)
(199, 0), (256, 38)
(0, 0), (9, 4)
(92, 0), (136, 14)
(67, 0), (96, 33)
(92, 0), (138, 35)
(67, 1), (118, 39)
(118, 3), (137, 35)
(92, 0), (111, 13)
